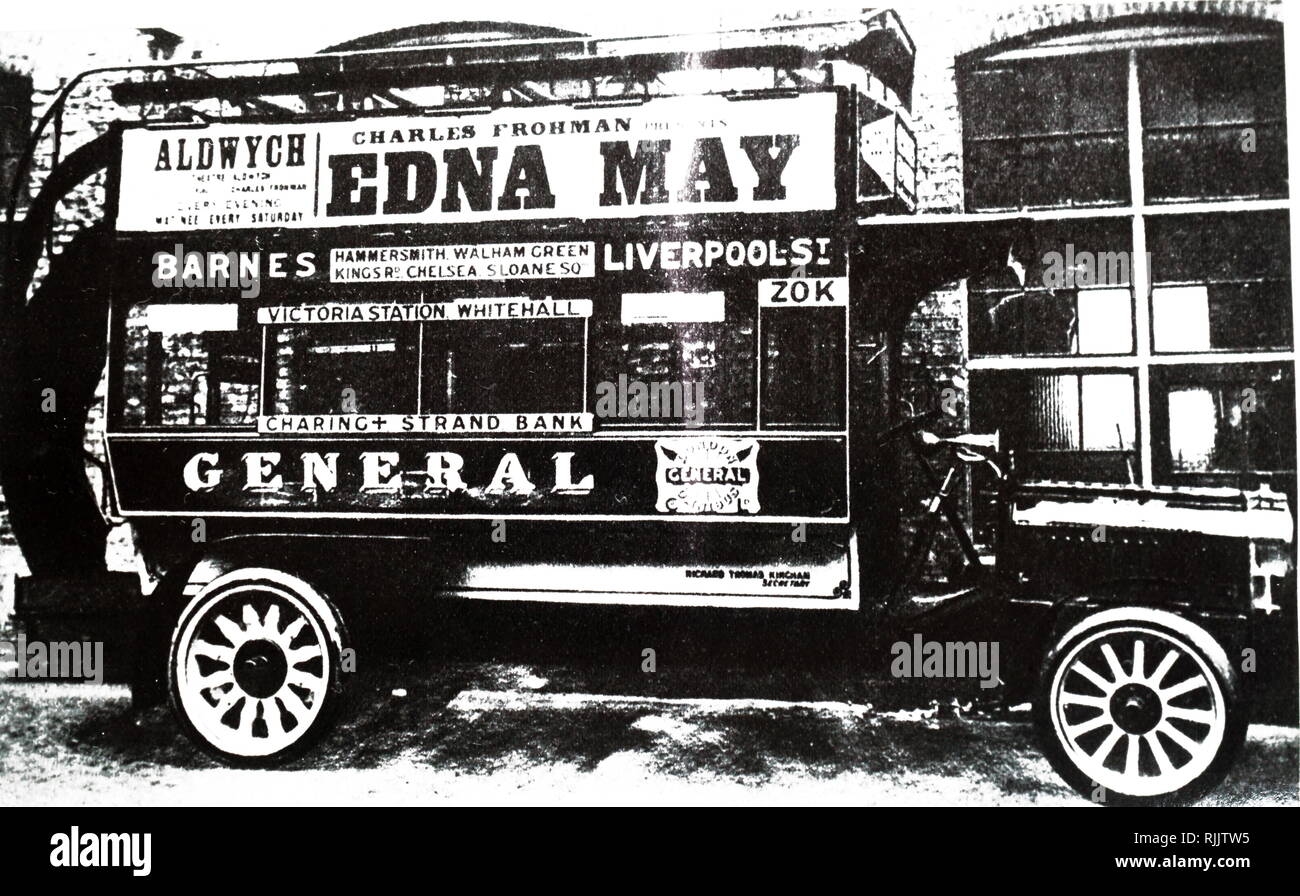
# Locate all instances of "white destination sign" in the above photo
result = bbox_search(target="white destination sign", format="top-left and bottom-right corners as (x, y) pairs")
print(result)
(757, 276), (849, 306)
(330, 241), (594, 282)
(257, 298), (593, 325)
(259, 413), (594, 435)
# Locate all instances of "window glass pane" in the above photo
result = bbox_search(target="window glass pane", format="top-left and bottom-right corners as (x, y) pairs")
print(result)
(965, 136), (1128, 210)
(1021, 291), (1080, 355)
(972, 370), (1137, 484)
(1143, 123), (1287, 202)
(972, 288), (1133, 357)
(1148, 211), (1292, 351)
(1142, 42), (1284, 128)
(1151, 286), (1211, 352)
(1026, 374), (1080, 449)
(1140, 40), (1287, 201)
(1077, 288), (1134, 354)
(762, 309), (844, 426)
(1173, 387), (1260, 472)
(965, 55), (1126, 138)
(591, 290), (755, 427)
(1201, 282), (1293, 350)
(961, 53), (1128, 210)
(1149, 211), (1289, 283)
(1152, 283), (1291, 352)
(421, 319), (584, 415)
(121, 302), (259, 427)
(1154, 363), (1295, 480)
(969, 218), (1133, 357)
(962, 67), (1023, 140)
(209, 333), (261, 425)
(272, 324), (417, 415)
(1081, 374), (1136, 450)
(1167, 388), (1222, 472)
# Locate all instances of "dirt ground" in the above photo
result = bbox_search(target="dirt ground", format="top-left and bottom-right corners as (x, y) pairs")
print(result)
(1, 655), (1295, 806)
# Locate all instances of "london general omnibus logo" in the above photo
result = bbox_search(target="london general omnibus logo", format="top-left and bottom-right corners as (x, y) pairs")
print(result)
(654, 438), (759, 515)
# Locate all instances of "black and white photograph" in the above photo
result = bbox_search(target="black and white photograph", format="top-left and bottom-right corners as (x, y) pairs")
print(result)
(0, 0), (1296, 843)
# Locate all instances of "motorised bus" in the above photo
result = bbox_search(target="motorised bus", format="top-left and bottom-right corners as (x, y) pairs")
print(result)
(2, 12), (1292, 805)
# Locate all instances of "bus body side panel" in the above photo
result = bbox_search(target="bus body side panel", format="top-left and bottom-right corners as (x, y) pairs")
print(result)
(103, 89), (886, 612)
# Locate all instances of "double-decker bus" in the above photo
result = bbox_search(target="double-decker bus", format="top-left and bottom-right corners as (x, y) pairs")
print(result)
(2, 12), (1291, 804)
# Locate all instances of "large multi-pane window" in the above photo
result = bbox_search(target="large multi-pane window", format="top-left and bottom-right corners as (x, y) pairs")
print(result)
(960, 23), (1292, 536)
(1140, 41), (1287, 202)
(961, 52), (1129, 210)
(961, 32), (1286, 212)
(971, 370), (1138, 484)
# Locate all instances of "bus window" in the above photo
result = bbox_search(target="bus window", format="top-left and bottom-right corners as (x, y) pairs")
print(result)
(120, 302), (260, 428)
(270, 324), (418, 415)
(419, 318), (584, 414)
(591, 291), (756, 427)
(762, 308), (846, 427)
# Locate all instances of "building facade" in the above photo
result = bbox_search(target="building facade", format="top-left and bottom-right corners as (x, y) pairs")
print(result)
(894, 1), (1291, 567)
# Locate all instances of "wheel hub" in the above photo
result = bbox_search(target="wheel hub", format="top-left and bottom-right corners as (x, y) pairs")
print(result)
(232, 639), (288, 698)
(1109, 682), (1162, 735)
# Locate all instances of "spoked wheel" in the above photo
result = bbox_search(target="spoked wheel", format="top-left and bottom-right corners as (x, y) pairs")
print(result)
(1035, 607), (1246, 805)
(169, 568), (348, 765)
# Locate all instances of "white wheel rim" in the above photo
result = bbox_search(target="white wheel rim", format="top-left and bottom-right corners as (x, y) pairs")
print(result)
(175, 578), (333, 758)
(1050, 624), (1226, 798)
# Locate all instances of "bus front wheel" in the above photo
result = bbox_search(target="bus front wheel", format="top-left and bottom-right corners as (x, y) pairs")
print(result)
(168, 568), (349, 766)
(1034, 606), (1246, 806)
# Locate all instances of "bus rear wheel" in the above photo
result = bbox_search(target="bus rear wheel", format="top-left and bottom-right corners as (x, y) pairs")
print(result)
(1034, 606), (1246, 806)
(168, 568), (348, 766)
